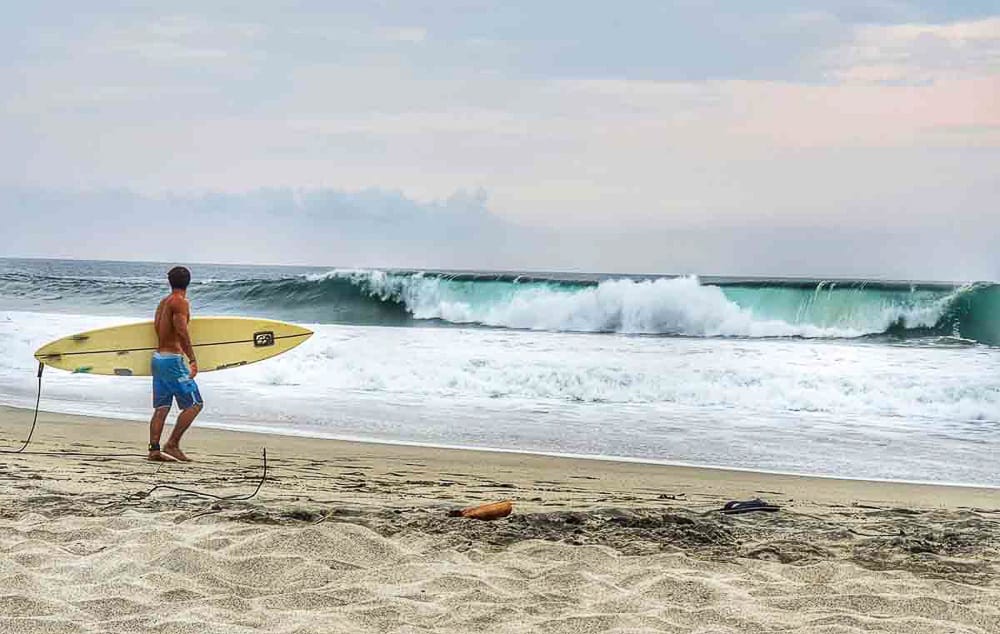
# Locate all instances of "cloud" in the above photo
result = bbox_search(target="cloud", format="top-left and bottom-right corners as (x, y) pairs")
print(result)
(0, 186), (533, 270)
(1, 4), (997, 280)
(2, 183), (997, 281)
(64, 13), (265, 66)
(825, 16), (1000, 83)
(376, 26), (427, 43)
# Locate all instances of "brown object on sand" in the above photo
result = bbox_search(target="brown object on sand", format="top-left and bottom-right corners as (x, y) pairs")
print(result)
(448, 500), (513, 520)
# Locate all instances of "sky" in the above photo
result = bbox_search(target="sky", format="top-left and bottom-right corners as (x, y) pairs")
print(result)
(1, 1), (998, 279)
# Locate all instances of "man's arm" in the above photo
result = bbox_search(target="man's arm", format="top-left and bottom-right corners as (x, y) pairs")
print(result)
(170, 298), (198, 377)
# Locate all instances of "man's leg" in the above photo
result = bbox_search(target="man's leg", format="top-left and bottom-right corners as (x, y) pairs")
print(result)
(148, 407), (175, 462)
(163, 403), (201, 462)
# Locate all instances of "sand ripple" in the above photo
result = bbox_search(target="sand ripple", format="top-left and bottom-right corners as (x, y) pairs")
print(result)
(0, 508), (997, 633)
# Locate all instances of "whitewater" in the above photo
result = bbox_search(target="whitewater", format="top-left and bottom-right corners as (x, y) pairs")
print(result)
(1, 258), (999, 485)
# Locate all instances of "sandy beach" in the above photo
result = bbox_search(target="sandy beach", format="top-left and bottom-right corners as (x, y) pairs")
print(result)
(1, 404), (998, 633)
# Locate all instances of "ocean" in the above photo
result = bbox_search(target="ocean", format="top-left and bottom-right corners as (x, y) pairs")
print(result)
(1, 258), (998, 485)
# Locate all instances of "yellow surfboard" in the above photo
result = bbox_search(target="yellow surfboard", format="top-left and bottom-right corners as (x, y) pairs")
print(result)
(34, 317), (313, 376)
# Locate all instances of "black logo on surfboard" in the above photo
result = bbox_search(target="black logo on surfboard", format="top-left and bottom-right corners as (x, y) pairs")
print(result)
(253, 331), (275, 347)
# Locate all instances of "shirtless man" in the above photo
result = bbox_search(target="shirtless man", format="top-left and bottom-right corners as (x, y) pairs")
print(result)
(148, 266), (203, 462)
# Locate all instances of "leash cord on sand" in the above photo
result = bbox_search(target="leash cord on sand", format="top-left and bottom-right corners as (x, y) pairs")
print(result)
(129, 448), (268, 502)
(0, 362), (44, 454)
(2, 362), (146, 458)
(5, 363), (268, 503)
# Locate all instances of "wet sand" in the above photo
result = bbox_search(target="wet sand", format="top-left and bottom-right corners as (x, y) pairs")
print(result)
(1, 405), (998, 632)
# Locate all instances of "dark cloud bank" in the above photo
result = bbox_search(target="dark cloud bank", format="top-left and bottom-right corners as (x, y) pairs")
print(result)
(1, 187), (995, 282)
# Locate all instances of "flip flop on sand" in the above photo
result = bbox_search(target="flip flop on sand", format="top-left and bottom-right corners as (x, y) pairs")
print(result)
(720, 498), (780, 515)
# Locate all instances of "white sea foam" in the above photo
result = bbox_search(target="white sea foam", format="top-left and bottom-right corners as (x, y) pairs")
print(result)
(2, 310), (997, 417)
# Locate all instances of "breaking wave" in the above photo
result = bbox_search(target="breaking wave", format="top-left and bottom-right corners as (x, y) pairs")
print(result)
(1, 268), (997, 344)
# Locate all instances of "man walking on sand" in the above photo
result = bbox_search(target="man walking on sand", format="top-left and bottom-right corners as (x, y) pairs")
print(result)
(148, 266), (203, 462)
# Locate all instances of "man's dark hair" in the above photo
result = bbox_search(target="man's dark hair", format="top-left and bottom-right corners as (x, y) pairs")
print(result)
(168, 266), (191, 290)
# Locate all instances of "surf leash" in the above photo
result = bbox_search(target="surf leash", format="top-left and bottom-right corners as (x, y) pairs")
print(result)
(130, 447), (268, 502)
(0, 362), (44, 454)
(2, 362), (133, 457)
(2, 361), (268, 503)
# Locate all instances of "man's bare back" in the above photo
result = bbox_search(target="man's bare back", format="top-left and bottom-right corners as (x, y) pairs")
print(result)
(155, 293), (194, 359)
(148, 266), (203, 463)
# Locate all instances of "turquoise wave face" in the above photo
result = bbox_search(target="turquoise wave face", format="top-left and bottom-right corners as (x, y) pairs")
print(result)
(331, 272), (997, 343)
(0, 263), (997, 345)
(718, 283), (965, 337)
(937, 282), (1000, 346)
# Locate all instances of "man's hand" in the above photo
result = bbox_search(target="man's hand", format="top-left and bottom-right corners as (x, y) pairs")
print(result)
(189, 360), (199, 379)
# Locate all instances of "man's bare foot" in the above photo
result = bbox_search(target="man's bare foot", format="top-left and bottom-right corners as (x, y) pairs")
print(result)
(147, 450), (178, 462)
(162, 444), (192, 462)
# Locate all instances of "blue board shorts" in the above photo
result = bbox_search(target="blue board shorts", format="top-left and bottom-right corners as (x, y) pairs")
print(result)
(152, 353), (203, 411)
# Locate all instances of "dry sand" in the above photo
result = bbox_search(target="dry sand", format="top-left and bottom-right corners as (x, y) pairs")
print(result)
(1, 404), (998, 633)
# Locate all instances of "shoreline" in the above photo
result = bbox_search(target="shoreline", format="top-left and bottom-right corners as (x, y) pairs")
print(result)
(5, 402), (1000, 492)
(2, 404), (998, 509)
(196, 419), (1000, 491)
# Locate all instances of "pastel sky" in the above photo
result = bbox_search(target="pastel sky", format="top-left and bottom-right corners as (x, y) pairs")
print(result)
(1, 1), (998, 279)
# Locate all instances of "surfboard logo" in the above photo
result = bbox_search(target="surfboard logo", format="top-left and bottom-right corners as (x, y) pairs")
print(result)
(253, 331), (275, 347)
